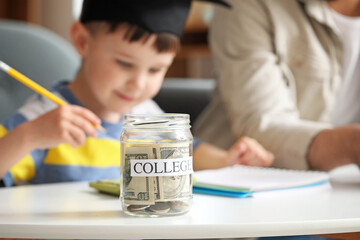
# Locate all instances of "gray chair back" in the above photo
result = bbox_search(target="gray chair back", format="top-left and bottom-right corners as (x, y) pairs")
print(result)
(0, 20), (80, 122)
(153, 78), (215, 124)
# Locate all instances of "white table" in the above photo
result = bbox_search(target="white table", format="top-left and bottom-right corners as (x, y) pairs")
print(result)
(0, 164), (359, 239)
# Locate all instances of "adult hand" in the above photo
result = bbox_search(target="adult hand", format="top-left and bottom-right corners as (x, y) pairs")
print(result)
(307, 124), (360, 171)
(227, 137), (274, 167)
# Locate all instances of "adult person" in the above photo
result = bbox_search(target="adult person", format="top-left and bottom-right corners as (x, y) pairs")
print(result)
(194, 0), (360, 171)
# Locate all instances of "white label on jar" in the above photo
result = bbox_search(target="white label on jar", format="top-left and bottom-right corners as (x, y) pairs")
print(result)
(130, 157), (193, 177)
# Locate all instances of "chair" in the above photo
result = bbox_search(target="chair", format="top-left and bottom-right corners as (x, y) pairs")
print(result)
(153, 78), (215, 124)
(0, 20), (80, 122)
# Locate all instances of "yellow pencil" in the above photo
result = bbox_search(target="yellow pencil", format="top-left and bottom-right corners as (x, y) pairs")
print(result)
(0, 60), (105, 133)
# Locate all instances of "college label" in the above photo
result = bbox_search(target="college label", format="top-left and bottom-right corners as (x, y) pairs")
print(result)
(130, 157), (193, 177)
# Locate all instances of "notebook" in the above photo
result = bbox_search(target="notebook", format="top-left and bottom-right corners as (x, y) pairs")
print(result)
(193, 165), (330, 198)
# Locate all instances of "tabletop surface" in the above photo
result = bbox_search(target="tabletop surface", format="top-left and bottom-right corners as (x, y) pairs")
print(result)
(0, 164), (359, 239)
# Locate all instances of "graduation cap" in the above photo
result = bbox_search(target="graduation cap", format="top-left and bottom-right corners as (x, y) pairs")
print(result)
(80, 0), (231, 38)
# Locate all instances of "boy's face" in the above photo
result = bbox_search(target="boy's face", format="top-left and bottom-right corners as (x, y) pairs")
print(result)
(73, 23), (176, 119)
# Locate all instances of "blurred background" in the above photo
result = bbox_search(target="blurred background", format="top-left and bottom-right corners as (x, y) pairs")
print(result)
(0, 0), (215, 79)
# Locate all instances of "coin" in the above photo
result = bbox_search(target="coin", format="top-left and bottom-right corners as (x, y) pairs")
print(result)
(147, 202), (171, 213)
(127, 204), (149, 212)
(170, 201), (189, 212)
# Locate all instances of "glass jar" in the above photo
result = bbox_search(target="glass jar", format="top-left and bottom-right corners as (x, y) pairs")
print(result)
(120, 113), (193, 217)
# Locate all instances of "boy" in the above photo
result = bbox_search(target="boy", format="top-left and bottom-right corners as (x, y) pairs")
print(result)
(0, 0), (273, 187)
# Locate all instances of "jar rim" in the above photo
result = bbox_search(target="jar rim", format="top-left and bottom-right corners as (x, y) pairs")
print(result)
(124, 113), (189, 119)
(123, 113), (191, 129)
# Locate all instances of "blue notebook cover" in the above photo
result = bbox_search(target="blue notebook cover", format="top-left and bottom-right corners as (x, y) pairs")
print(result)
(193, 186), (252, 198)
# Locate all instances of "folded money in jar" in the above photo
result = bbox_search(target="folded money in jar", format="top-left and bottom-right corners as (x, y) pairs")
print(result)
(120, 114), (193, 217)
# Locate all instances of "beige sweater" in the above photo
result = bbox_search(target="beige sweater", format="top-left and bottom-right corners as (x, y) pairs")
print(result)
(194, 0), (344, 170)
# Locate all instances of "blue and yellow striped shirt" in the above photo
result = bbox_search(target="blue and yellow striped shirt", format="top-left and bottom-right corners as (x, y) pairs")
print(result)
(0, 81), (165, 187)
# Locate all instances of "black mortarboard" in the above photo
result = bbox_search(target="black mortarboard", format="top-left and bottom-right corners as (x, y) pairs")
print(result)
(80, 0), (230, 38)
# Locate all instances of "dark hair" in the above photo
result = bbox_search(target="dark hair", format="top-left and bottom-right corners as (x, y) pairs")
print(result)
(84, 21), (180, 53)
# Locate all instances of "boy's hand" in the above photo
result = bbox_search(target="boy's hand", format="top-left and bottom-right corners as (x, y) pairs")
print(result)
(26, 105), (101, 149)
(227, 137), (274, 167)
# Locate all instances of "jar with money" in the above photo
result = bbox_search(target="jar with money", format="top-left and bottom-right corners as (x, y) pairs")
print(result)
(120, 113), (193, 217)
